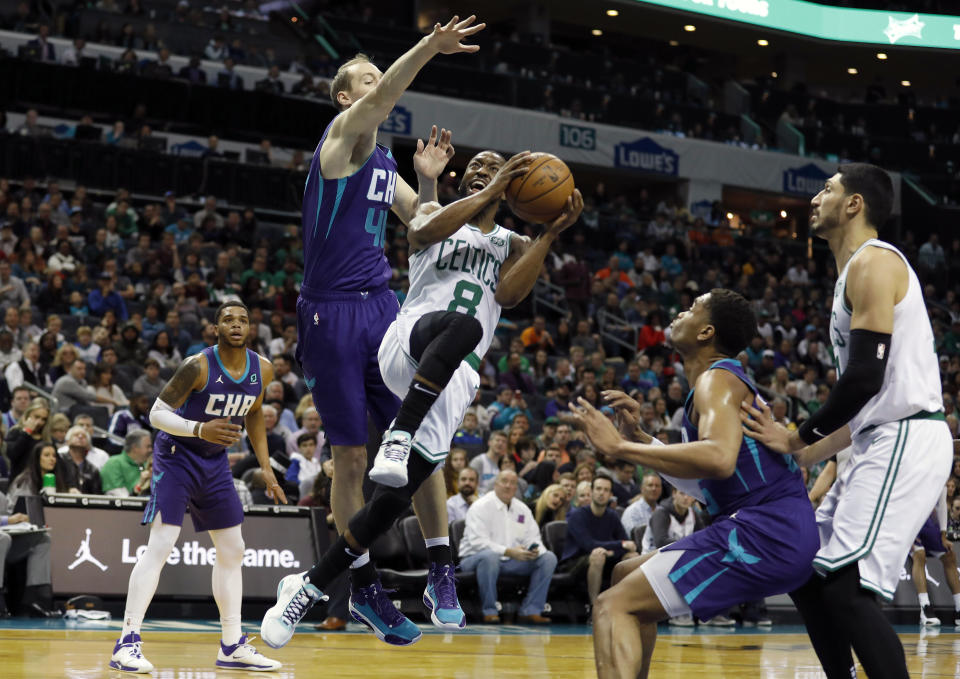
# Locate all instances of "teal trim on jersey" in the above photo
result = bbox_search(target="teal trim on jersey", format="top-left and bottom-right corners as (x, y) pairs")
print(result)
(733, 468), (749, 492)
(683, 567), (730, 605)
(465, 352), (480, 371)
(700, 487), (720, 515)
(814, 421), (908, 569)
(743, 437), (767, 484)
(412, 441), (446, 464)
(668, 550), (717, 583)
(312, 172), (324, 239)
(859, 575), (896, 601)
(325, 177), (348, 239)
(212, 345), (250, 384)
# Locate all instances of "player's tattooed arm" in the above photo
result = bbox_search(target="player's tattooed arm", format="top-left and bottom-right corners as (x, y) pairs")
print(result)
(156, 354), (203, 410)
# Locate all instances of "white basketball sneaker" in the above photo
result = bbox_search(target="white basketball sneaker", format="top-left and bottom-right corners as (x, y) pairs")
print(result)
(108, 632), (154, 673)
(216, 634), (281, 671)
(261, 572), (327, 649)
(920, 603), (941, 626)
(369, 429), (413, 487)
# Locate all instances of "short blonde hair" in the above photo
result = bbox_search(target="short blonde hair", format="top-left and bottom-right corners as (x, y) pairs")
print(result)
(330, 53), (372, 111)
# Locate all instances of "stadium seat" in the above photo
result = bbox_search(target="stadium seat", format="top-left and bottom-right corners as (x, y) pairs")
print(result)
(68, 403), (110, 430)
(369, 520), (427, 590)
(632, 526), (646, 549)
(399, 515), (428, 568)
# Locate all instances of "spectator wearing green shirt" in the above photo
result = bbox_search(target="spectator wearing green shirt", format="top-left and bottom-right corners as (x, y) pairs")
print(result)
(100, 430), (152, 497)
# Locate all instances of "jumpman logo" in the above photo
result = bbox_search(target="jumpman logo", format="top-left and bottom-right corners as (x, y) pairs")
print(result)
(721, 528), (761, 565)
(68, 528), (109, 572)
(216, 375), (224, 384)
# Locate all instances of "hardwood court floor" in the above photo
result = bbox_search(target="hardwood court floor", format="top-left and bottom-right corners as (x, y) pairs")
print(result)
(0, 620), (957, 678)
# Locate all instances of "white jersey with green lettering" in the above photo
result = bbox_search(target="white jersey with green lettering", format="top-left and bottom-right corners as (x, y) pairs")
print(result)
(399, 222), (514, 359)
(829, 238), (942, 436)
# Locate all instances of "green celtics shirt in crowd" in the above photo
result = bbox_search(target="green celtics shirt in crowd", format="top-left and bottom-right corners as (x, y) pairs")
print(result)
(99, 449), (146, 494)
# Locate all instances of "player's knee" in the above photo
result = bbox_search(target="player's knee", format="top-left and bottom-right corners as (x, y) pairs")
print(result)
(332, 446), (367, 483)
(450, 313), (483, 349)
(216, 537), (245, 566)
(611, 560), (632, 586)
(594, 589), (617, 617)
(589, 551), (607, 568)
(538, 550), (557, 570)
(941, 549), (956, 567)
(913, 548), (927, 566)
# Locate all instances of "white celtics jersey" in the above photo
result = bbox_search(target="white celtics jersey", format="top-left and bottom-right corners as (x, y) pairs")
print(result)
(399, 223), (513, 360)
(829, 239), (942, 435)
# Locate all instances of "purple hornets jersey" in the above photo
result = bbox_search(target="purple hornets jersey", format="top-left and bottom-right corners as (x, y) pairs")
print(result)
(681, 358), (808, 517)
(301, 115), (397, 292)
(155, 345), (262, 458)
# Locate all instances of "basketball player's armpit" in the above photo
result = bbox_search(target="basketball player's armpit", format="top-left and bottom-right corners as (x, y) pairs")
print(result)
(157, 356), (201, 408)
(798, 329), (891, 445)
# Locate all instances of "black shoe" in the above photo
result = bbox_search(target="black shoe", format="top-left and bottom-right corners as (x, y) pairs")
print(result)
(25, 602), (61, 618)
(0, 592), (10, 619)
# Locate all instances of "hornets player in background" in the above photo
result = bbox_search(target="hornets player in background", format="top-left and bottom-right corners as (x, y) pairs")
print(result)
(109, 301), (284, 673)
(261, 149), (583, 647)
(570, 290), (819, 679)
(293, 16), (484, 643)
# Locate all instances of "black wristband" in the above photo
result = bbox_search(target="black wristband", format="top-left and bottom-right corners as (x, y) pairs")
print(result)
(798, 329), (891, 444)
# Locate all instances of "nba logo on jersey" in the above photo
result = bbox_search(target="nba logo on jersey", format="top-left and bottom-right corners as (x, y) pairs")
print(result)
(204, 393), (256, 417)
(876, 343), (886, 359)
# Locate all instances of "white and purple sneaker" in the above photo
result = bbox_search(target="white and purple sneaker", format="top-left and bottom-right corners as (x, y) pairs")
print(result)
(108, 632), (154, 673)
(216, 634), (281, 671)
(261, 572), (327, 649)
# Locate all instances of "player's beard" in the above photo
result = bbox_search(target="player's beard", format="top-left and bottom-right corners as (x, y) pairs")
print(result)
(810, 202), (841, 237)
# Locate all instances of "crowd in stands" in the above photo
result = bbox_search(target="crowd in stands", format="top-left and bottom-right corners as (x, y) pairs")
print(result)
(0, 158), (959, 618)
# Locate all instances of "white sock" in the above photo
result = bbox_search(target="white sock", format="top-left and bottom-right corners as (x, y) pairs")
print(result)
(424, 537), (450, 548)
(349, 550), (371, 569)
(209, 525), (244, 646)
(953, 593), (960, 611)
(918, 592), (930, 607)
(121, 519), (181, 640)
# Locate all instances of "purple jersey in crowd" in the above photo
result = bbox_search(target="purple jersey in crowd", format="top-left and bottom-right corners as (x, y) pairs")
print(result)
(154, 345), (262, 459)
(301, 114), (397, 293)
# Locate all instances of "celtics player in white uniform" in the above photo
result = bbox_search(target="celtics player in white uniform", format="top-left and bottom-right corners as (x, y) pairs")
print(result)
(743, 163), (951, 679)
(372, 150), (582, 482)
(261, 149), (581, 645)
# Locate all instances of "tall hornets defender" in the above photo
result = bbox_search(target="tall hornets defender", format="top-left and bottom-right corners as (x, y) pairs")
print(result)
(108, 301), (284, 673)
(291, 16), (484, 643)
(744, 163), (952, 679)
(260, 149), (583, 647)
(570, 290), (818, 679)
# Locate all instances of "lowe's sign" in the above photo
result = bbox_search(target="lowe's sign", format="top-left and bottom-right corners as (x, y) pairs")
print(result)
(614, 137), (679, 176)
(783, 163), (832, 196)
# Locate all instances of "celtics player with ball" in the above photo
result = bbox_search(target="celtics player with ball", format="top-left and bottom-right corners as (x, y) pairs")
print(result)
(261, 150), (581, 645)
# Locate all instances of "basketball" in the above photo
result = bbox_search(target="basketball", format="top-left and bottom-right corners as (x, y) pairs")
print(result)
(505, 153), (575, 224)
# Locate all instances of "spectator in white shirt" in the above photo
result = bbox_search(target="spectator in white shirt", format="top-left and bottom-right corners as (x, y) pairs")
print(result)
(60, 37), (87, 65)
(446, 467), (478, 523)
(458, 470), (557, 623)
(469, 431), (506, 496)
(620, 473), (662, 536)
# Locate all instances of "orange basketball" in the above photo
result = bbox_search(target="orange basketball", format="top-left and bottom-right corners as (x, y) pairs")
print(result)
(505, 153), (575, 224)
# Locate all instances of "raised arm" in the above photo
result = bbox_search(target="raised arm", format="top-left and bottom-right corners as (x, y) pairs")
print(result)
(495, 190), (583, 308)
(392, 125), (455, 225)
(571, 369), (746, 480)
(406, 151), (531, 250)
(244, 357), (287, 505)
(320, 16), (484, 176)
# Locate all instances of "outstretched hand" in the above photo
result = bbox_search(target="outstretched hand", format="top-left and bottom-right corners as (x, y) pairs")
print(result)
(413, 125), (455, 179)
(601, 389), (649, 442)
(544, 189), (584, 237)
(568, 396), (623, 456)
(427, 15), (486, 55)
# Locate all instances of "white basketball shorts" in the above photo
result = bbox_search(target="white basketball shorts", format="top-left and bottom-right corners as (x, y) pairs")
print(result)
(377, 316), (480, 464)
(813, 414), (952, 599)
